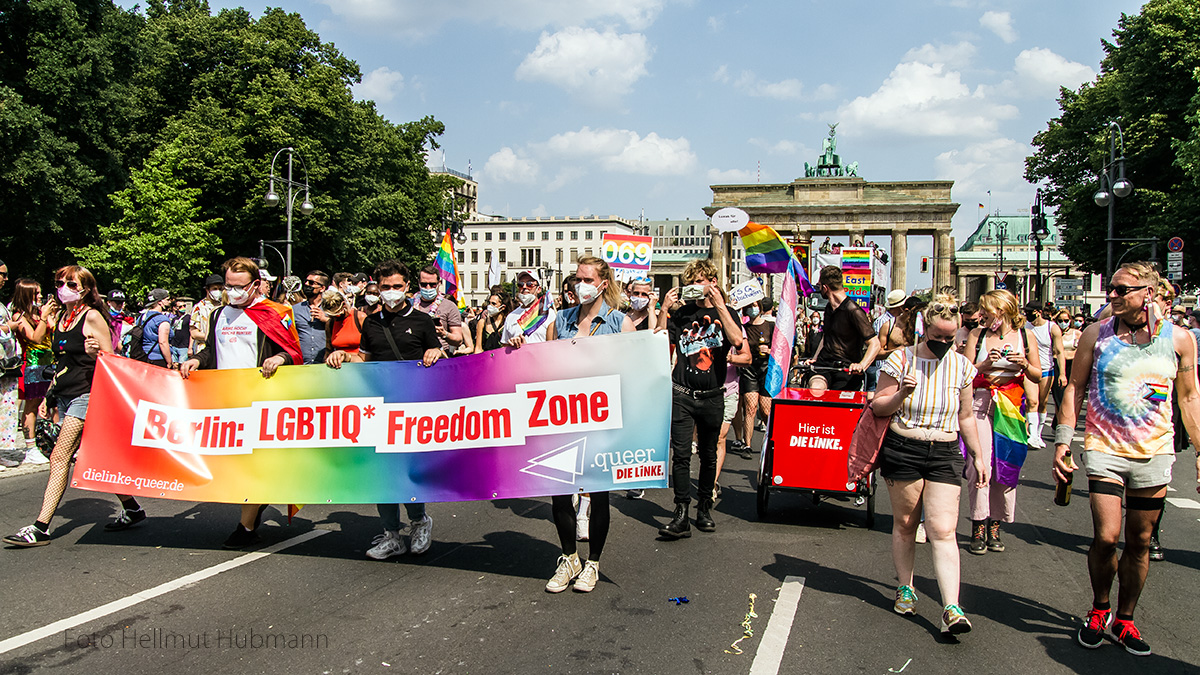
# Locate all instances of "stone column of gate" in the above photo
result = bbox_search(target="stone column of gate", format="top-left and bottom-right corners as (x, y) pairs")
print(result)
(890, 228), (908, 291)
(957, 274), (969, 302)
(935, 231), (952, 293)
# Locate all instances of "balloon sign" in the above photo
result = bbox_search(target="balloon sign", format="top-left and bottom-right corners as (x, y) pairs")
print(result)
(601, 233), (653, 281)
(711, 207), (749, 233)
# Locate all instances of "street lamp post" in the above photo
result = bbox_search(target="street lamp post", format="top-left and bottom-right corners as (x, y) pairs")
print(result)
(264, 147), (315, 277)
(1094, 121), (1133, 281)
(1030, 190), (1049, 302)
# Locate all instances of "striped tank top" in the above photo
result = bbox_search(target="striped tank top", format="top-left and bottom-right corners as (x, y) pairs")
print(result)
(1084, 318), (1176, 459)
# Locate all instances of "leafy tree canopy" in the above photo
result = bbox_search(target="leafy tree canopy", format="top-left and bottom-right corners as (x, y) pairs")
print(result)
(0, 0), (454, 298)
(1026, 0), (1200, 282)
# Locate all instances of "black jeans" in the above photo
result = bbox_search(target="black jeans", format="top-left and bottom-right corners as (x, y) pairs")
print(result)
(670, 392), (722, 505)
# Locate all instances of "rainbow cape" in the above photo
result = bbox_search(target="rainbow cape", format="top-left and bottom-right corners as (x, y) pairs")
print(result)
(434, 227), (466, 310)
(242, 300), (303, 366)
(989, 379), (1028, 488)
(517, 292), (552, 336)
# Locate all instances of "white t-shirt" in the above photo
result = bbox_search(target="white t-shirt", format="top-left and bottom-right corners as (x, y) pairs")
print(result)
(501, 306), (557, 344)
(214, 306), (259, 369)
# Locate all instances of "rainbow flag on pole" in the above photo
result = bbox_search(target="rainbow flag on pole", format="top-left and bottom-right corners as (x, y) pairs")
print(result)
(434, 227), (465, 310)
(990, 381), (1029, 487)
(738, 221), (816, 294)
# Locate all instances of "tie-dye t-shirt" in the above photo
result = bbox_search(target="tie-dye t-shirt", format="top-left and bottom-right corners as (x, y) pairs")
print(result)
(1084, 318), (1176, 459)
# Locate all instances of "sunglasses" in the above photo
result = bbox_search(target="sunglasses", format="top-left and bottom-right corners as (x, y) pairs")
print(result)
(418, 281), (439, 289)
(303, 281), (323, 287)
(1106, 284), (1148, 297)
(517, 281), (538, 289)
(377, 283), (405, 291)
(55, 280), (80, 290)
(223, 280), (255, 292)
(928, 302), (959, 315)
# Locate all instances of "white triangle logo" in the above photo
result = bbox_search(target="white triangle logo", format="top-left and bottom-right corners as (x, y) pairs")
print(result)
(520, 437), (587, 485)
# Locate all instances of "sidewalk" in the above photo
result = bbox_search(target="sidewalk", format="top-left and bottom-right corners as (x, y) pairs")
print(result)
(0, 461), (50, 479)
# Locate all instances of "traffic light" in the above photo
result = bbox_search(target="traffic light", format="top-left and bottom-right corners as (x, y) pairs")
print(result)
(920, 257), (929, 273)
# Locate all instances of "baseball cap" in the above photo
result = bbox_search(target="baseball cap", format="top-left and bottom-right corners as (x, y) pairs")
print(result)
(885, 289), (907, 309)
(351, 273), (369, 285)
(146, 288), (170, 304)
(259, 270), (278, 282)
(1023, 301), (1043, 313)
(106, 290), (126, 302)
(203, 274), (223, 287)
(516, 270), (539, 283)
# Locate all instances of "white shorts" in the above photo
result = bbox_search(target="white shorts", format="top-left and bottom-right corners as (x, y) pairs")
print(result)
(722, 391), (738, 424)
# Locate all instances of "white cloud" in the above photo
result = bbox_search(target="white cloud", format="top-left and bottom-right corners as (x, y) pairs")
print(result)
(483, 147), (539, 184)
(707, 16), (722, 31)
(516, 27), (652, 102)
(1013, 48), (1095, 98)
(354, 66), (404, 103)
(934, 137), (1030, 200)
(903, 41), (977, 68)
(980, 11), (1018, 43)
(546, 166), (587, 191)
(810, 83), (838, 101)
(531, 204), (550, 218)
(749, 138), (804, 155)
(734, 71), (804, 100)
(838, 58), (1018, 137)
(320, 0), (667, 37)
(545, 127), (697, 175)
(712, 65), (730, 84)
(707, 168), (757, 183)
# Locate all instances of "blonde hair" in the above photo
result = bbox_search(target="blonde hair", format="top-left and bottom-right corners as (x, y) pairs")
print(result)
(320, 288), (348, 316)
(922, 293), (961, 328)
(682, 259), (719, 285)
(1119, 261), (1161, 291)
(978, 289), (1021, 330)
(576, 256), (622, 309)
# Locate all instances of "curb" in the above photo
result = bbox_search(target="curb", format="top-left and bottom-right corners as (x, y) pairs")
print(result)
(0, 462), (51, 479)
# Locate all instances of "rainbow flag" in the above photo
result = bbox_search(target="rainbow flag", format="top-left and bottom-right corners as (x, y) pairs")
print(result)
(1144, 382), (1169, 403)
(990, 380), (1028, 487)
(737, 221), (815, 294)
(434, 227), (465, 310)
(517, 292), (552, 336)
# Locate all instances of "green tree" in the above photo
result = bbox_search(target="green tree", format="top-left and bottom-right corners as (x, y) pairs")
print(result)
(1025, 0), (1200, 281)
(71, 143), (223, 299)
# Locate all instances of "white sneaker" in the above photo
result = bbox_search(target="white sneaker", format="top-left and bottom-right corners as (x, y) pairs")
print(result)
(546, 554), (582, 593)
(409, 515), (433, 555)
(24, 447), (50, 465)
(915, 522), (927, 544)
(1027, 428), (1046, 449)
(366, 530), (406, 560)
(574, 560), (600, 592)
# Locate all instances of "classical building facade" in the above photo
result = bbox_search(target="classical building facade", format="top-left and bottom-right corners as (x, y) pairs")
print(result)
(703, 128), (958, 293)
(954, 213), (1106, 311)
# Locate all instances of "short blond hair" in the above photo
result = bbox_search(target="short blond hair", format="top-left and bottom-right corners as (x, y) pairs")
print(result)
(682, 259), (719, 285)
(978, 289), (1021, 330)
(1118, 261), (1161, 290)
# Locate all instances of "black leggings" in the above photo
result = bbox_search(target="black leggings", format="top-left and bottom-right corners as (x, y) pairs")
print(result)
(551, 492), (609, 561)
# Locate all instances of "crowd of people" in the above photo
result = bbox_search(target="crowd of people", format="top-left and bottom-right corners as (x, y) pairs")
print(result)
(0, 254), (1195, 655)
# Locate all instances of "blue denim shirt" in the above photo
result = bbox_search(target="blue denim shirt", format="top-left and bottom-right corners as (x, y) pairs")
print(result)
(292, 302), (325, 364)
(555, 301), (626, 339)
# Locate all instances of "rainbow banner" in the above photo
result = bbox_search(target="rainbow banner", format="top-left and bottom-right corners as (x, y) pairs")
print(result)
(738, 221), (815, 294)
(600, 233), (653, 282)
(434, 227), (465, 310)
(840, 247), (873, 308)
(990, 380), (1028, 488)
(73, 332), (671, 504)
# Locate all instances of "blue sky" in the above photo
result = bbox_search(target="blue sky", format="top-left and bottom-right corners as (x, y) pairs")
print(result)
(194, 0), (1142, 287)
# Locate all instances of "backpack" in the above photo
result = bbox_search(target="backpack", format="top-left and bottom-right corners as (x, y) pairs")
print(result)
(120, 311), (159, 362)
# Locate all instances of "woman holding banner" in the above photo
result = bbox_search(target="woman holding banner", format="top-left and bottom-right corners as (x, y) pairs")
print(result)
(871, 296), (987, 635)
(545, 256), (634, 593)
(4, 265), (147, 547)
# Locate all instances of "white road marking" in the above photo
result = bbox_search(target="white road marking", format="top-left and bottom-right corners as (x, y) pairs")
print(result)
(749, 575), (806, 675)
(0, 529), (328, 656)
(1167, 486), (1177, 492)
(1166, 497), (1200, 510)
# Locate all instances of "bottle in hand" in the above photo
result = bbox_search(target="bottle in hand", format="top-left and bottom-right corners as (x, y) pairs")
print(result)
(1054, 451), (1074, 506)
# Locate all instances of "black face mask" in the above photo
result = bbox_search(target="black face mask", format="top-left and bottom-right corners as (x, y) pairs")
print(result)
(1025, 311), (1038, 322)
(963, 319), (979, 330)
(926, 339), (953, 360)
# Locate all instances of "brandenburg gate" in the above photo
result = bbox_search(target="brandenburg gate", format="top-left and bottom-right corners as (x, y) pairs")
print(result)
(704, 126), (959, 292)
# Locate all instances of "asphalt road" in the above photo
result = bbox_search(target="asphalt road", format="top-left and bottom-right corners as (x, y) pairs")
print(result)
(1, 433), (1198, 675)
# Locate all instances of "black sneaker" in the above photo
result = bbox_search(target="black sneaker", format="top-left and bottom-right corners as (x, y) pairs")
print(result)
(1077, 607), (1112, 649)
(223, 524), (261, 549)
(4, 524), (51, 547)
(1148, 537), (1164, 561)
(1112, 619), (1151, 656)
(104, 508), (147, 531)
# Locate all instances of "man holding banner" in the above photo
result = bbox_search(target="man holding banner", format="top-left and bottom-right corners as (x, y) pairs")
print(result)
(325, 259), (442, 560)
(657, 259), (744, 539)
(180, 257), (303, 549)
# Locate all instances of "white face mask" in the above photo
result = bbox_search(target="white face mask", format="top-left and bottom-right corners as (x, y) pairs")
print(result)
(380, 289), (406, 308)
(486, 304), (501, 317)
(346, 284), (361, 295)
(518, 292), (537, 307)
(364, 294), (380, 305)
(226, 287), (252, 306)
(58, 286), (81, 304)
(208, 289), (222, 302)
(630, 296), (649, 311)
(575, 282), (601, 305)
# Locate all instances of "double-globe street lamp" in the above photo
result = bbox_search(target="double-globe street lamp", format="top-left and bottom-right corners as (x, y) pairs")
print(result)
(1093, 121), (1133, 281)
(264, 147), (315, 277)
